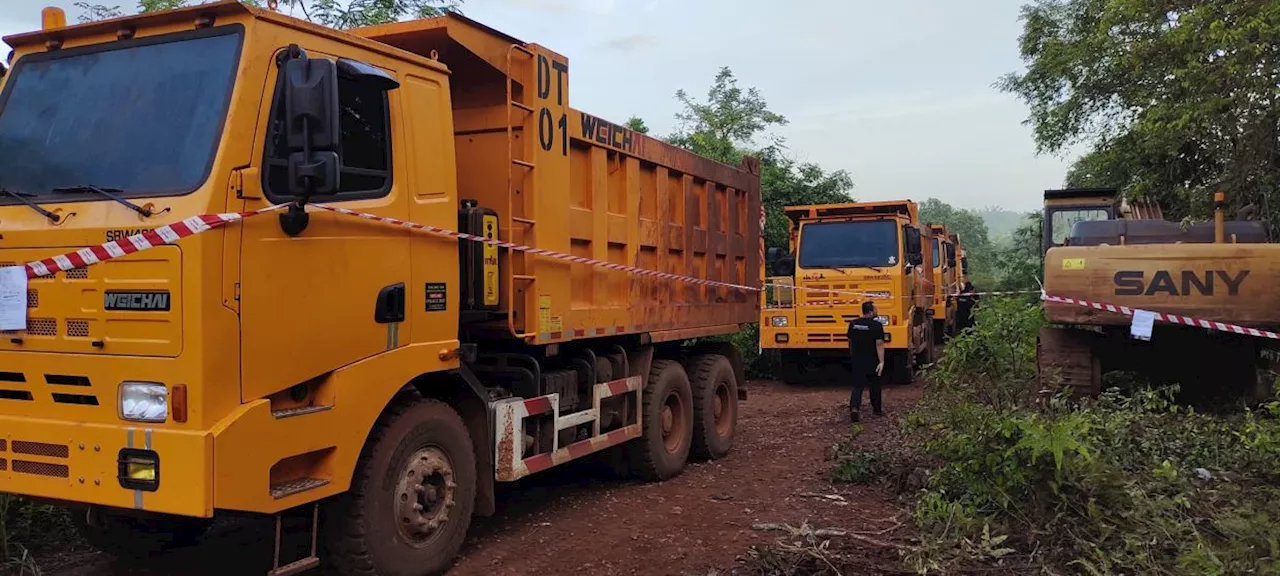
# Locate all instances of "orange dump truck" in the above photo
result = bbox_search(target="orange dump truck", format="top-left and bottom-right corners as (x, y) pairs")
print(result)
(0, 3), (760, 574)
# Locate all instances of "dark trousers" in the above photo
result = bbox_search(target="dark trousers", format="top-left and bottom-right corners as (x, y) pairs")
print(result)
(849, 364), (882, 414)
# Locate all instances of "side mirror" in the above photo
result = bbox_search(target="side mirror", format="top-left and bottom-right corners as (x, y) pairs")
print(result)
(903, 226), (924, 266)
(766, 247), (796, 276)
(777, 256), (796, 276)
(284, 53), (341, 198)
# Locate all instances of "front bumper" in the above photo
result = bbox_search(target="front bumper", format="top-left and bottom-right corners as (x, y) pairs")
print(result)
(0, 415), (212, 517)
(761, 323), (908, 350)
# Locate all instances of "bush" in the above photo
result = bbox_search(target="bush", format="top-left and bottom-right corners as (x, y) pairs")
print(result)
(903, 299), (1280, 575)
(930, 297), (1043, 409)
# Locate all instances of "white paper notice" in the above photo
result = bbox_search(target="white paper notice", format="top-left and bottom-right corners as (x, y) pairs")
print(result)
(1130, 309), (1155, 341)
(0, 267), (27, 332)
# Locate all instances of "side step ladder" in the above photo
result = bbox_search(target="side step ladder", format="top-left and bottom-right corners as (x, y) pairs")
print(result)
(268, 503), (320, 576)
(506, 43), (538, 339)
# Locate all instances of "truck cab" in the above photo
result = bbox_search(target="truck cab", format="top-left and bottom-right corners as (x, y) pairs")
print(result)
(927, 224), (957, 342)
(761, 201), (934, 383)
(949, 233), (968, 287)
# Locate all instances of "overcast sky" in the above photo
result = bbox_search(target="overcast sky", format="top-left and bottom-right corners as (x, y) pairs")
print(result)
(1, 0), (1072, 212)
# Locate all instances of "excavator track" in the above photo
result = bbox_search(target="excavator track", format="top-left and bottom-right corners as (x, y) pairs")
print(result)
(1037, 326), (1100, 396)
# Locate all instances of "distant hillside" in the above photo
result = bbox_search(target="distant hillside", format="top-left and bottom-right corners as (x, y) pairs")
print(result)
(977, 207), (1030, 240)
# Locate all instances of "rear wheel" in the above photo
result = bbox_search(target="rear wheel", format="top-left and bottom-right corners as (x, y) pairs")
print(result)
(687, 354), (738, 460)
(73, 509), (211, 560)
(325, 394), (476, 576)
(888, 350), (913, 384)
(630, 360), (693, 481)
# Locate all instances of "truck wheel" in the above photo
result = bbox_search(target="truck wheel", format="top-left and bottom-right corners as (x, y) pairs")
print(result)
(889, 351), (913, 384)
(73, 509), (211, 559)
(326, 395), (476, 576)
(630, 360), (693, 481)
(688, 354), (738, 460)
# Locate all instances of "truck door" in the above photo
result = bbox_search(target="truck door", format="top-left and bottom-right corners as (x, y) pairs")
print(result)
(237, 50), (411, 402)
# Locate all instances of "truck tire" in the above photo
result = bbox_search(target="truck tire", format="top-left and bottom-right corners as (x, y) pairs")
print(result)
(687, 354), (738, 460)
(888, 350), (912, 385)
(630, 359), (693, 481)
(326, 395), (476, 576)
(73, 509), (210, 560)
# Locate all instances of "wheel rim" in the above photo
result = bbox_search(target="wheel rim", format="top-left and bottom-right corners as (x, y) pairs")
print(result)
(713, 380), (733, 437)
(661, 390), (688, 454)
(394, 446), (456, 548)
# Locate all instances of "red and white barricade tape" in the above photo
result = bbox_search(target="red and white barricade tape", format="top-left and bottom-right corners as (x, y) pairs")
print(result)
(22, 205), (286, 279)
(13, 201), (960, 305)
(16, 202), (779, 294)
(1040, 293), (1280, 340)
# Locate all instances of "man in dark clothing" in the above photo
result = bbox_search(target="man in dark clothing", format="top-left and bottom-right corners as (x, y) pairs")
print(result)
(956, 281), (980, 332)
(846, 301), (886, 422)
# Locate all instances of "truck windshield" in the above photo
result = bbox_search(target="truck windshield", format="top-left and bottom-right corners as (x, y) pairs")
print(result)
(798, 220), (899, 269)
(0, 29), (242, 202)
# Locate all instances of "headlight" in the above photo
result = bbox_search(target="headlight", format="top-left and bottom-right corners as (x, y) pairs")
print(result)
(771, 316), (789, 327)
(119, 382), (167, 423)
(875, 315), (890, 325)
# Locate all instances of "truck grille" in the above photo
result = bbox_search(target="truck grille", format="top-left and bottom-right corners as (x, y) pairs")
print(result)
(24, 318), (57, 336)
(0, 439), (70, 479)
(805, 314), (857, 325)
(808, 334), (848, 343)
(0, 372), (101, 408)
(12, 440), (69, 458)
(12, 460), (69, 478)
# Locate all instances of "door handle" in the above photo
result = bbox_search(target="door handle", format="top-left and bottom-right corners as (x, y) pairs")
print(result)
(375, 283), (406, 324)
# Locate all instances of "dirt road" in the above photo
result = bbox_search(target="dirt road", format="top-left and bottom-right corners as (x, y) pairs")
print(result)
(40, 379), (921, 575)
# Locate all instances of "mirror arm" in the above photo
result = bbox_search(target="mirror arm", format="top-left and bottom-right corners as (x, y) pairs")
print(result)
(280, 117), (312, 237)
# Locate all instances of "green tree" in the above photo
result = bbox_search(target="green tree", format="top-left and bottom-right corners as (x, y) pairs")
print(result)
(138, 0), (187, 11)
(298, 0), (461, 28)
(920, 198), (992, 253)
(78, 0), (453, 28)
(920, 198), (996, 287)
(668, 66), (786, 165)
(624, 116), (650, 135)
(1000, 0), (1280, 232)
(75, 2), (123, 21)
(996, 212), (1044, 295)
(666, 67), (853, 249)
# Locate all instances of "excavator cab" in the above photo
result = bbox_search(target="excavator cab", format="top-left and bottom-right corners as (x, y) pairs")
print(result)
(1044, 188), (1266, 254)
(1042, 188), (1118, 254)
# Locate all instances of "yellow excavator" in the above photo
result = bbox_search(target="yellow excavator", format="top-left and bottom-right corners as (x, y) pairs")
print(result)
(1038, 188), (1280, 401)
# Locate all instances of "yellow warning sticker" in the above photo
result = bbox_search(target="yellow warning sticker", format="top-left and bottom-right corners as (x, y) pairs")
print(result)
(1062, 258), (1086, 270)
(548, 316), (563, 333)
(538, 295), (551, 329)
(481, 214), (499, 307)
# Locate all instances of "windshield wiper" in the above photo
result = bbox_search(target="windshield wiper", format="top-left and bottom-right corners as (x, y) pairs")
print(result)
(52, 185), (154, 217)
(814, 264), (884, 273)
(0, 187), (60, 223)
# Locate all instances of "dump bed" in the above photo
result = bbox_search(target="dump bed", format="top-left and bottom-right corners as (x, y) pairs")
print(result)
(355, 16), (762, 344)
